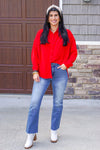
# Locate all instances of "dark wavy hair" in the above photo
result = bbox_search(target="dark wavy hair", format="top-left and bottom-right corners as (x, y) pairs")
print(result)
(40, 7), (69, 46)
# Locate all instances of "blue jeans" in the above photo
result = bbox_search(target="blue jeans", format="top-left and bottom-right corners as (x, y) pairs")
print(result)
(26, 63), (68, 133)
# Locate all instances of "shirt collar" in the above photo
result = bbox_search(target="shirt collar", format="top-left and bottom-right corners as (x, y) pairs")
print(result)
(49, 28), (59, 35)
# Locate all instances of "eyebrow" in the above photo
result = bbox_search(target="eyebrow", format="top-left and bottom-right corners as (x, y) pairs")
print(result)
(49, 13), (58, 15)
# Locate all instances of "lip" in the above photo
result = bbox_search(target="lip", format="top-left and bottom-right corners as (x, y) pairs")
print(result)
(51, 20), (57, 23)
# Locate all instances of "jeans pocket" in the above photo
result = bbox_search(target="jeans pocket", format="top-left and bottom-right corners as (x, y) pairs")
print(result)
(57, 67), (66, 71)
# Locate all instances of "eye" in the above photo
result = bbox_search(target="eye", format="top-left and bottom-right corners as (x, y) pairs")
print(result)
(49, 14), (53, 17)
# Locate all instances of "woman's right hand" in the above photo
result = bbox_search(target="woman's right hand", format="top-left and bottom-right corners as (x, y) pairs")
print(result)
(33, 73), (40, 82)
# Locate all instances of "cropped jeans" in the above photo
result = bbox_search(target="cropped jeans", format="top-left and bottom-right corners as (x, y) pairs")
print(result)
(26, 63), (68, 133)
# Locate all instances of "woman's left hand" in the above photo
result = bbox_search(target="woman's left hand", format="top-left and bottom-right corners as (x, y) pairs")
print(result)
(57, 64), (67, 70)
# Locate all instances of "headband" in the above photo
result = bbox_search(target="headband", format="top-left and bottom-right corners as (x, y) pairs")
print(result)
(46, 4), (62, 14)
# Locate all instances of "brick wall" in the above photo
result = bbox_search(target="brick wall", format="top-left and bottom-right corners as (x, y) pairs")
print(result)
(64, 43), (100, 99)
(63, 0), (100, 41)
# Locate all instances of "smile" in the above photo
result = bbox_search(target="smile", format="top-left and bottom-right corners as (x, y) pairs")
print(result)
(51, 20), (57, 23)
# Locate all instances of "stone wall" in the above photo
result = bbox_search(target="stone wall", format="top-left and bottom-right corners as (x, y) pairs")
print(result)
(64, 43), (100, 99)
(63, 0), (100, 41)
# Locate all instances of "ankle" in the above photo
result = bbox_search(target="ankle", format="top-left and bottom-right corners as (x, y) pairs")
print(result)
(51, 129), (58, 143)
(51, 129), (57, 134)
(24, 133), (37, 149)
(27, 133), (35, 139)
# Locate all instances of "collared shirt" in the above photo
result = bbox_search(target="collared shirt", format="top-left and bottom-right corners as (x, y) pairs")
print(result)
(31, 29), (77, 79)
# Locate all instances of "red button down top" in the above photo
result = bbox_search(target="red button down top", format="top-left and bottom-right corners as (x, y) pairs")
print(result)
(31, 28), (77, 79)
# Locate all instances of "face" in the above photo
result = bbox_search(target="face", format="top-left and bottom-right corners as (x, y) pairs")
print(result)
(48, 11), (60, 27)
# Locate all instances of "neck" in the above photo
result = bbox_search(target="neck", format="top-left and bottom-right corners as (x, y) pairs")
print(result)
(50, 25), (58, 33)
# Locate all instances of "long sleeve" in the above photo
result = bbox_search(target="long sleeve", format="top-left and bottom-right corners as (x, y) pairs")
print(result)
(63, 30), (77, 68)
(31, 40), (39, 71)
(31, 30), (42, 71)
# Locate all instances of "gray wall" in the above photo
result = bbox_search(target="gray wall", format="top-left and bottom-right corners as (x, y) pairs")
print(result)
(63, 0), (100, 41)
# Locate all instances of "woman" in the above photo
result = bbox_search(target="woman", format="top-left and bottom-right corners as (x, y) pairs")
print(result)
(24, 4), (77, 149)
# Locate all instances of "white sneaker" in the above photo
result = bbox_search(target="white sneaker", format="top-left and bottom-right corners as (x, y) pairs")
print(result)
(51, 130), (58, 143)
(24, 134), (37, 149)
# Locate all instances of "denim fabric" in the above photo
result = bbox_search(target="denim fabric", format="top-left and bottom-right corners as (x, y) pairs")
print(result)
(26, 63), (68, 133)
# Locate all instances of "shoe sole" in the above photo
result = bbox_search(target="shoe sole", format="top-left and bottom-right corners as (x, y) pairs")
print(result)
(24, 144), (33, 149)
(51, 139), (58, 143)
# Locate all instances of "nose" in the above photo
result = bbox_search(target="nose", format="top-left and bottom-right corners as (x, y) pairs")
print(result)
(52, 15), (56, 19)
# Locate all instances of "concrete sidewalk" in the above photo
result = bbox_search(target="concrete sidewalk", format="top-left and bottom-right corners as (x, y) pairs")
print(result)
(0, 94), (100, 150)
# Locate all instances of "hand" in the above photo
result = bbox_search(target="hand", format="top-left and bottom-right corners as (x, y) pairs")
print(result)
(57, 64), (67, 70)
(33, 73), (40, 82)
